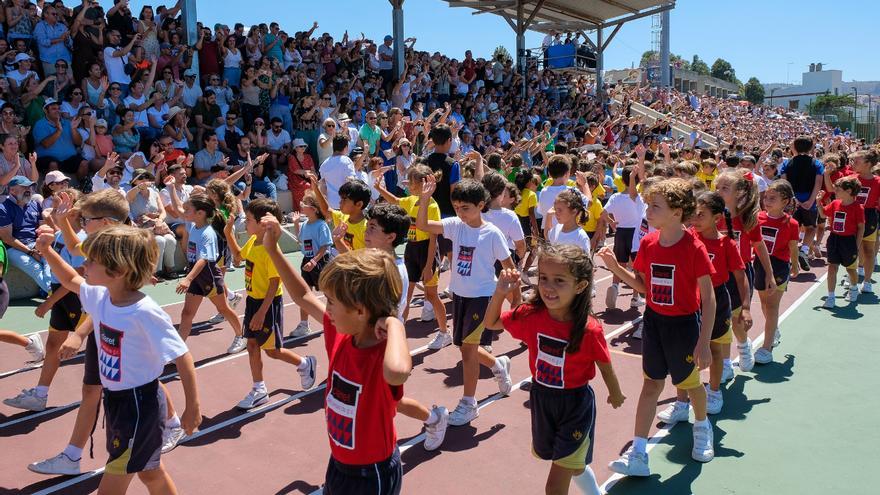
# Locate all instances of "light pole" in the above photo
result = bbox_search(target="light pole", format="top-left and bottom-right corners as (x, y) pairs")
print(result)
(770, 87), (778, 107)
(852, 86), (858, 123)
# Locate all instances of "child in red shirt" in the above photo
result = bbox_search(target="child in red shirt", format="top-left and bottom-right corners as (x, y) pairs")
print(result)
(483, 244), (625, 495)
(260, 217), (411, 495)
(599, 178), (717, 477)
(848, 149), (880, 293)
(753, 180), (801, 364)
(818, 175), (865, 308)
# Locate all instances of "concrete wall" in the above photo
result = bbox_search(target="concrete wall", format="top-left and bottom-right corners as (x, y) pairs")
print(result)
(604, 67), (739, 97)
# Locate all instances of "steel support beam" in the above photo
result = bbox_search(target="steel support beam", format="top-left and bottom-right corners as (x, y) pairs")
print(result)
(596, 26), (604, 98)
(390, 0), (405, 79)
(182, 0), (199, 79)
(659, 8), (670, 87)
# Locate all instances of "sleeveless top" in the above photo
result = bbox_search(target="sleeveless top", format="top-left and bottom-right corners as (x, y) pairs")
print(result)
(8, 8), (33, 38)
(223, 48), (242, 68)
(85, 79), (103, 107)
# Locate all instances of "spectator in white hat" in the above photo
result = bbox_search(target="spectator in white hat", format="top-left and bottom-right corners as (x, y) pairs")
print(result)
(7, 53), (39, 94)
(39, 170), (70, 210)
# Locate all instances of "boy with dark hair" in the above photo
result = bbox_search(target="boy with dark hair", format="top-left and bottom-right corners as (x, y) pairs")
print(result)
(818, 176), (864, 308)
(310, 175), (370, 252)
(780, 135), (824, 270)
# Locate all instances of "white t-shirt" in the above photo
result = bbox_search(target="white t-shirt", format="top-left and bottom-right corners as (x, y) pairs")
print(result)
(603, 192), (644, 228)
(181, 83), (202, 108)
(631, 215), (654, 254)
(320, 154), (356, 209)
(103, 46), (130, 85)
(482, 208), (524, 250)
(395, 257), (408, 319)
(537, 184), (568, 218)
(160, 184), (193, 224)
(266, 129), (291, 151)
(124, 94), (148, 127)
(146, 104), (170, 129)
(441, 217), (510, 298)
(547, 224), (590, 253)
(79, 283), (188, 391)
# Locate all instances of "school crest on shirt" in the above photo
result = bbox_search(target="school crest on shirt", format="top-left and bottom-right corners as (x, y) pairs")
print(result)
(638, 218), (650, 241)
(535, 334), (567, 388)
(303, 239), (314, 257)
(187, 241), (197, 264)
(857, 187), (870, 206)
(326, 371), (362, 450)
(456, 246), (475, 277)
(98, 323), (123, 382)
(760, 226), (778, 254)
(649, 263), (675, 306)
(833, 211), (847, 233)
(244, 260), (254, 293)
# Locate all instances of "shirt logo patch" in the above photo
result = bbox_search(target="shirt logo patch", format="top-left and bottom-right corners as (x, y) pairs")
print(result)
(535, 333), (567, 388)
(187, 241), (197, 264)
(857, 187), (870, 206)
(303, 239), (314, 257)
(99, 323), (123, 382)
(833, 211), (847, 233)
(649, 263), (675, 306)
(326, 371), (362, 450)
(407, 220), (417, 241)
(244, 260), (254, 293)
(456, 246), (475, 277)
(638, 218), (649, 241)
(761, 226), (779, 254)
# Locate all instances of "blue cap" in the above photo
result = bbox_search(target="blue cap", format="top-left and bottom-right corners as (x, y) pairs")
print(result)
(8, 175), (34, 187)
(384, 35), (393, 42)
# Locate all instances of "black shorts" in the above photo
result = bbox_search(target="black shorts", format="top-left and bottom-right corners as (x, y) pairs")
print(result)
(710, 285), (732, 344)
(642, 308), (701, 389)
(324, 449), (402, 495)
(530, 383), (596, 470)
(83, 332), (101, 386)
(47, 283), (85, 332)
(793, 205), (818, 228)
(725, 261), (754, 311)
(301, 254), (330, 289)
(613, 227), (636, 263)
(754, 256), (790, 291)
(827, 233), (859, 268)
(494, 249), (519, 276)
(864, 208), (878, 241)
(451, 295), (491, 346)
(186, 262), (225, 298)
(0, 279), (8, 318)
(518, 215), (533, 239)
(403, 240), (439, 287)
(243, 295), (284, 350)
(103, 379), (166, 475)
(438, 235), (452, 255)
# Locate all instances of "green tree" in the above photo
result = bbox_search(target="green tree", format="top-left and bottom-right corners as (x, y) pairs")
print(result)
(744, 77), (765, 104)
(670, 54), (690, 71)
(493, 45), (512, 65)
(711, 58), (736, 83)
(808, 94), (860, 114)
(640, 50), (658, 67)
(691, 55), (709, 75)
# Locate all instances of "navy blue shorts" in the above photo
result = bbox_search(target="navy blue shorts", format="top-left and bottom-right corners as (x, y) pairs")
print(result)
(725, 261), (754, 311)
(324, 449), (402, 495)
(243, 295), (284, 350)
(827, 233), (859, 268)
(754, 256), (790, 291)
(642, 308), (701, 390)
(710, 285), (732, 344)
(48, 283), (85, 332)
(530, 383), (596, 470)
(83, 332), (101, 386)
(613, 227), (635, 263)
(103, 379), (166, 475)
(186, 262), (225, 298)
(451, 295), (491, 346)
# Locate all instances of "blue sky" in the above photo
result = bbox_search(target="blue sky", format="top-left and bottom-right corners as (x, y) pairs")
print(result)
(104, 0), (877, 84)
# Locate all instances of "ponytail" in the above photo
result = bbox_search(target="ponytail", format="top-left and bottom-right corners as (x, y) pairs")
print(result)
(723, 208), (736, 240)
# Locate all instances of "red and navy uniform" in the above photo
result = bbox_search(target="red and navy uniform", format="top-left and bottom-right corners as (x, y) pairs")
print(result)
(821, 165), (853, 202)
(501, 306), (609, 470)
(718, 216), (761, 308)
(633, 229), (714, 388)
(323, 313), (403, 495)
(697, 232), (745, 341)
(754, 211), (800, 290)
(851, 174), (880, 239)
(824, 199), (865, 267)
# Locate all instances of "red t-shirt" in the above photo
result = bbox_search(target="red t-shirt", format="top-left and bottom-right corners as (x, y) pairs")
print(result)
(501, 306), (610, 389)
(851, 174), (880, 211)
(323, 313), (402, 465)
(756, 211), (800, 262)
(695, 232), (745, 287)
(822, 165), (853, 201)
(824, 199), (865, 236)
(633, 229), (714, 316)
(717, 216), (762, 263)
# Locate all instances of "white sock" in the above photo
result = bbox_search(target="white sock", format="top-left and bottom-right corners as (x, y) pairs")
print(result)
(611, 283), (619, 289)
(461, 396), (477, 407)
(694, 418), (710, 429)
(424, 300), (433, 312)
(828, 291), (835, 298)
(62, 444), (83, 461)
(165, 414), (181, 429)
(297, 359), (310, 371)
(253, 381), (266, 392)
(227, 290), (236, 301)
(572, 466), (601, 495)
(491, 359), (504, 373)
(425, 408), (439, 425)
(632, 436), (648, 454)
(35, 385), (49, 398)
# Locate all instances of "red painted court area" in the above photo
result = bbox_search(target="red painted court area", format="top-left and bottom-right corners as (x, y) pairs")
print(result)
(0, 256), (828, 494)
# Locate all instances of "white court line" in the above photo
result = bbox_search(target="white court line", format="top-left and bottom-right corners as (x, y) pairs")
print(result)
(599, 272), (828, 494)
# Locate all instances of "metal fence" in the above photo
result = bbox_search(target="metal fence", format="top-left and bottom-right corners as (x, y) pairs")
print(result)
(809, 111), (880, 143)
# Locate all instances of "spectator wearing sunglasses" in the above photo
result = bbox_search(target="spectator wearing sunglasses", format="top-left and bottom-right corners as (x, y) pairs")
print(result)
(33, 5), (72, 78)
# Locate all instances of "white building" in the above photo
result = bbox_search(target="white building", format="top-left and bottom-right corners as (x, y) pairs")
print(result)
(764, 64), (842, 111)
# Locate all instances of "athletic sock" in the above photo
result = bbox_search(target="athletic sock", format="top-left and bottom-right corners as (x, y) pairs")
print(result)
(828, 291), (835, 298)
(166, 414), (181, 429)
(253, 381), (266, 392)
(425, 408), (439, 425)
(35, 385), (49, 398)
(296, 359), (310, 371)
(461, 396), (477, 407)
(723, 358), (731, 367)
(491, 359), (504, 373)
(227, 290), (236, 301)
(632, 436), (648, 454)
(572, 466), (601, 495)
(62, 444), (83, 461)
(694, 418), (710, 429)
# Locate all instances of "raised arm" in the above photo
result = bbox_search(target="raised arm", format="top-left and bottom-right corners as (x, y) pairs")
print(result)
(34, 227), (84, 294)
(260, 214), (326, 321)
(414, 175), (444, 235)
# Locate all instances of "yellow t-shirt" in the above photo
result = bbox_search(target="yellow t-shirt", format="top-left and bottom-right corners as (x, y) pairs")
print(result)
(592, 184), (606, 200)
(542, 178), (576, 189)
(331, 209), (367, 251)
(581, 197), (605, 233)
(398, 195), (440, 242)
(613, 175), (626, 193)
(514, 188), (537, 218)
(241, 235), (283, 299)
(696, 170), (718, 190)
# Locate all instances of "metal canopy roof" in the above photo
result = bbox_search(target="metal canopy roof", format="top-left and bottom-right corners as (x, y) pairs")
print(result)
(445, 0), (675, 33)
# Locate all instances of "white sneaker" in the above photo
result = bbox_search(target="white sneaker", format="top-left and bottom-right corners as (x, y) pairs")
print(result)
(3, 388), (47, 411)
(448, 399), (479, 426)
(423, 406), (449, 451)
(842, 278), (851, 288)
(290, 321), (311, 338)
(440, 259), (450, 272)
(25, 334), (45, 362)
(492, 356), (513, 396)
(298, 355), (317, 390)
(608, 448), (650, 477)
(161, 426), (186, 453)
(706, 387), (723, 415)
(237, 388), (268, 410)
(228, 292), (243, 309)
(481, 344), (493, 354)
(737, 339), (755, 372)
(772, 329), (781, 348)
(858, 266), (865, 277)
(848, 287), (860, 302)
(754, 348), (773, 364)
(861, 282), (873, 294)
(692, 422), (715, 462)
(28, 453), (81, 475)
(630, 294), (645, 308)
(605, 285), (619, 310)
(656, 401), (689, 425)
(420, 304), (436, 322)
(632, 320), (643, 339)
(823, 296), (836, 309)
(208, 313), (225, 324)
(427, 332), (452, 350)
(227, 336), (246, 354)
(721, 361), (735, 383)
